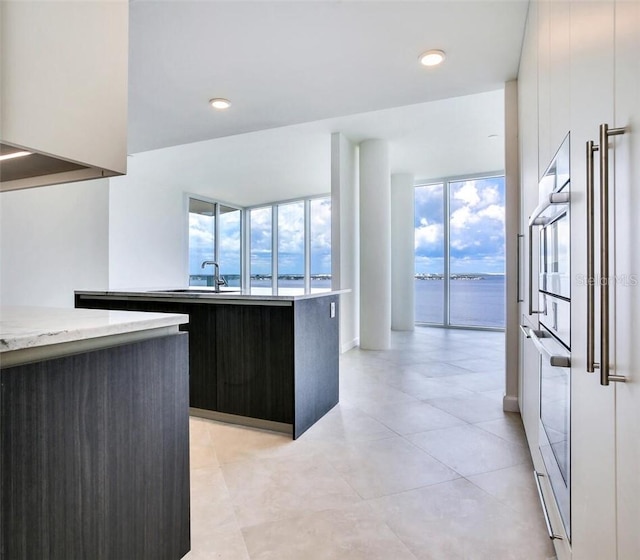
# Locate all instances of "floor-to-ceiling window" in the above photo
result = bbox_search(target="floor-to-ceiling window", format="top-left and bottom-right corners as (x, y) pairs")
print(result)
(249, 206), (273, 288)
(277, 201), (305, 290)
(248, 195), (331, 291)
(414, 183), (445, 323)
(414, 175), (505, 329)
(309, 197), (332, 290)
(188, 196), (242, 286)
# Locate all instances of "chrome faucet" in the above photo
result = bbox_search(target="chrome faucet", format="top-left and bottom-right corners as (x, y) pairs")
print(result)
(201, 260), (227, 292)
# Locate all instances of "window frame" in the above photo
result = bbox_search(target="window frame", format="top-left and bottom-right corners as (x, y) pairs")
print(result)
(414, 171), (505, 331)
(246, 193), (331, 293)
(185, 193), (244, 287)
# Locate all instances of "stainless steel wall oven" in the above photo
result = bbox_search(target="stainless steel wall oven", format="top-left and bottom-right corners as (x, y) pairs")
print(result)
(527, 133), (572, 541)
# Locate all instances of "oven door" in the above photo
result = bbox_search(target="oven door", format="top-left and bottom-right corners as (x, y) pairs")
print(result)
(539, 211), (570, 300)
(530, 327), (571, 540)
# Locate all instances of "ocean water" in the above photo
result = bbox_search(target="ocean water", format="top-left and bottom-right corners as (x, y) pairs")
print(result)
(415, 277), (505, 328)
(246, 276), (505, 329)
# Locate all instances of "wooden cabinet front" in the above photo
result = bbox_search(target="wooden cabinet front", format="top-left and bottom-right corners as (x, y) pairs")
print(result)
(0, 334), (190, 560)
(215, 304), (294, 423)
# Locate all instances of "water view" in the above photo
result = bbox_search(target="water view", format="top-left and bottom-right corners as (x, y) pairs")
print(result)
(415, 274), (505, 328)
(191, 273), (505, 329)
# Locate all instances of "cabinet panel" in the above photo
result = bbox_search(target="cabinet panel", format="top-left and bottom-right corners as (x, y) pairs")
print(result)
(188, 304), (218, 411)
(569, 1), (616, 558)
(549, 0), (571, 152)
(74, 296), (217, 410)
(520, 316), (541, 450)
(0, 335), (190, 560)
(518, 0), (540, 430)
(215, 305), (294, 423)
(613, 1), (640, 557)
(0, 1), (127, 191)
(293, 296), (339, 438)
(538, 0), (552, 178)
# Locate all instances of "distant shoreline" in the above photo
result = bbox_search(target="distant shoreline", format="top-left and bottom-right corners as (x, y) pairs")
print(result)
(190, 273), (505, 281)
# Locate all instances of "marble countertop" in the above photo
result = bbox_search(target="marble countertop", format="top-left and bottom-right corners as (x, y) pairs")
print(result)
(76, 287), (348, 302)
(0, 306), (189, 353)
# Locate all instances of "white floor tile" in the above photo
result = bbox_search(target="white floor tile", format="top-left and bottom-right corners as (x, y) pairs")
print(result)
(185, 328), (555, 560)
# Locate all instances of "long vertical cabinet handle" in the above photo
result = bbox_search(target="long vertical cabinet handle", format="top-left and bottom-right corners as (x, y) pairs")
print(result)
(528, 224), (542, 315)
(586, 140), (598, 373)
(517, 233), (524, 303)
(598, 123), (626, 385)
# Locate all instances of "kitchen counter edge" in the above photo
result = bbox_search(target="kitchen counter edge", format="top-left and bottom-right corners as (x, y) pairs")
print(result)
(75, 288), (350, 303)
(1, 306), (189, 365)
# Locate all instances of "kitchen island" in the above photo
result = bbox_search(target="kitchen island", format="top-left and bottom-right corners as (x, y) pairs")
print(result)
(75, 288), (343, 439)
(0, 306), (191, 560)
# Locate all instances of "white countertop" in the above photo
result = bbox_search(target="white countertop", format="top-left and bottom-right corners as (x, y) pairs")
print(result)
(0, 306), (189, 353)
(76, 287), (349, 303)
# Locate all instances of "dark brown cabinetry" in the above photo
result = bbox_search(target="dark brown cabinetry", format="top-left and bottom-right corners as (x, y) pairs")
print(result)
(75, 293), (339, 438)
(0, 334), (190, 560)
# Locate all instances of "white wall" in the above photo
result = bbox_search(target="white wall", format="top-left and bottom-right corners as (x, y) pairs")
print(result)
(0, 179), (109, 307)
(108, 153), (190, 289)
(108, 128), (333, 289)
(331, 133), (360, 352)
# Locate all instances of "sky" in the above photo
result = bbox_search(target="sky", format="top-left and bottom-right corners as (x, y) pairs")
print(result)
(189, 198), (332, 277)
(189, 178), (504, 280)
(415, 176), (505, 274)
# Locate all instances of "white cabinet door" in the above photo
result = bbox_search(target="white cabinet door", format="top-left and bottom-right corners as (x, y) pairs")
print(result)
(569, 1), (617, 558)
(613, 1), (640, 558)
(518, 0), (541, 445)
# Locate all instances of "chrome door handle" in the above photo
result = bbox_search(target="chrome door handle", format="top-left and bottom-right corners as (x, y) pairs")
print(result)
(519, 324), (531, 338)
(528, 224), (542, 315)
(586, 139), (598, 373)
(598, 123), (626, 385)
(534, 471), (564, 540)
(517, 233), (524, 303)
(529, 329), (571, 368)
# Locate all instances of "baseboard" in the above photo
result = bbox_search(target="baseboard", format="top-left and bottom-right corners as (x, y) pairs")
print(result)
(341, 337), (359, 353)
(502, 394), (520, 413)
(189, 408), (293, 436)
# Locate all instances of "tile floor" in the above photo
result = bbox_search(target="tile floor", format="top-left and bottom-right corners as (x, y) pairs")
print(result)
(184, 327), (557, 560)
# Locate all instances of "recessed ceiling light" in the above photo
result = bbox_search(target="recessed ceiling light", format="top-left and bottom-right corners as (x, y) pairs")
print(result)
(209, 98), (231, 110)
(419, 49), (446, 67)
(0, 150), (32, 162)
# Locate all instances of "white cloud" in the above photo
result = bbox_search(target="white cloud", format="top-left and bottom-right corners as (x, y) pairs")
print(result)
(478, 204), (504, 222)
(453, 182), (480, 206)
(415, 220), (443, 249)
(450, 206), (480, 229)
(480, 186), (500, 205)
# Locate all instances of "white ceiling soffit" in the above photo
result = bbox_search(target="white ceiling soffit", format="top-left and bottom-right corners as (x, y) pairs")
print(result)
(128, 0), (528, 154)
(124, 89), (505, 208)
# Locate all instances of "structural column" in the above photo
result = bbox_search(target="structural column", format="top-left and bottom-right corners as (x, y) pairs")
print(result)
(331, 132), (360, 353)
(359, 139), (391, 350)
(391, 173), (415, 331)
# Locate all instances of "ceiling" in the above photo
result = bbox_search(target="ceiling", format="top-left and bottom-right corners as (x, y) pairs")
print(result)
(127, 0), (529, 154)
(126, 89), (506, 207)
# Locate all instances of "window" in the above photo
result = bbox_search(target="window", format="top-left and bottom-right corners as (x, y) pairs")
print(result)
(310, 198), (332, 289)
(249, 206), (273, 288)
(414, 176), (505, 329)
(414, 183), (445, 323)
(188, 197), (242, 286)
(277, 201), (305, 289)
(248, 196), (331, 291)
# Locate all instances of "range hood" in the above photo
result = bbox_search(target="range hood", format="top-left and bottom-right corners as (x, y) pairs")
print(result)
(0, 143), (121, 192)
(0, 0), (128, 193)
